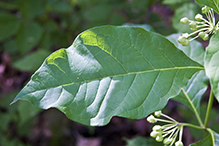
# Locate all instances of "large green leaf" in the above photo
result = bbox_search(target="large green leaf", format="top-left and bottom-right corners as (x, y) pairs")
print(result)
(196, 0), (219, 14)
(190, 130), (219, 146)
(12, 26), (203, 126)
(167, 34), (209, 113)
(204, 33), (219, 102)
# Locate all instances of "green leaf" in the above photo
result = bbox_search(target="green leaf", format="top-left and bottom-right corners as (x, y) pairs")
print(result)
(17, 0), (45, 19)
(124, 137), (163, 146)
(13, 50), (51, 71)
(166, 34), (205, 65)
(172, 3), (199, 33)
(190, 130), (219, 146)
(166, 34), (208, 113)
(84, 4), (113, 22)
(122, 23), (155, 32)
(16, 22), (43, 54)
(46, 0), (73, 13)
(196, 0), (219, 14)
(12, 26), (203, 126)
(204, 33), (219, 102)
(0, 12), (21, 41)
(173, 71), (208, 113)
(163, 0), (189, 5)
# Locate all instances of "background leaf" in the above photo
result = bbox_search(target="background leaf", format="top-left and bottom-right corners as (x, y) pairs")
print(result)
(13, 50), (51, 71)
(124, 137), (163, 146)
(190, 130), (219, 146)
(196, 0), (219, 14)
(204, 33), (219, 102)
(163, 0), (190, 5)
(12, 26), (203, 126)
(166, 34), (209, 113)
(172, 3), (199, 33)
(16, 22), (43, 54)
(0, 12), (21, 41)
(17, 0), (45, 19)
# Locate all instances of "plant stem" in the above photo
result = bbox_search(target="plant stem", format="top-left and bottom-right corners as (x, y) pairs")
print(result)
(204, 89), (214, 127)
(181, 123), (205, 130)
(182, 89), (204, 126)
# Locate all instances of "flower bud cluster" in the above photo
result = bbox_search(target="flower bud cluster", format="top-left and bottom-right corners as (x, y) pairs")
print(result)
(147, 111), (184, 146)
(178, 6), (219, 46)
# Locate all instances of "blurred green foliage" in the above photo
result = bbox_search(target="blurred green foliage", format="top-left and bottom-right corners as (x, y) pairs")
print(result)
(0, 91), (41, 146)
(0, 0), (167, 72)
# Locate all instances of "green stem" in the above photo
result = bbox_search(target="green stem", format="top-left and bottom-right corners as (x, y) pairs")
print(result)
(181, 89), (204, 126)
(204, 89), (214, 127)
(181, 123), (205, 130)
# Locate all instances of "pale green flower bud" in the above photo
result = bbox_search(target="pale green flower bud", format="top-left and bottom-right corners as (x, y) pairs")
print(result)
(153, 125), (162, 131)
(198, 32), (206, 39)
(190, 27), (197, 31)
(154, 111), (162, 117)
(156, 135), (163, 142)
(189, 21), (197, 28)
(202, 6), (211, 14)
(181, 39), (190, 46)
(195, 14), (203, 21)
(175, 141), (184, 146)
(203, 34), (209, 41)
(147, 115), (156, 123)
(163, 138), (172, 145)
(180, 17), (189, 24)
(150, 130), (160, 138)
(182, 33), (189, 38)
(178, 36), (186, 44)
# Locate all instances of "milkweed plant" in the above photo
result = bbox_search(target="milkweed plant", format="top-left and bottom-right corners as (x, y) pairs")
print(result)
(12, 1), (219, 146)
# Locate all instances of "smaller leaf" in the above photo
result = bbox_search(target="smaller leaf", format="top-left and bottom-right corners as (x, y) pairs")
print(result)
(84, 4), (113, 22)
(13, 50), (50, 71)
(172, 3), (199, 33)
(163, 0), (189, 5)
(196, 0), (219, 14)
(204, 33), (219, 102)
(17, 0), (45, 18)
(190, 130), (219, 146)
(46, 0), (73, 13)
(173, 71), (208, 113)
(124, 137), (163, 146)
(16, 22), (43, 54)
(167, 34), (208, 113)
(0, 12), (21, 41)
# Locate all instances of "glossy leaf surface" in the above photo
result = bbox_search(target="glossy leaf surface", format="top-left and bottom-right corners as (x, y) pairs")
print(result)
(167, 34), (208, 113)
(204, 33), (219, 102)
(190, 130), (219, 146)
(12, 26), (203, 126)
(196, 0), (219, 14)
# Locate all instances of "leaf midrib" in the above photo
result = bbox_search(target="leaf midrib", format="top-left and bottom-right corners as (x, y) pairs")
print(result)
(32, 66), (204, 92)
